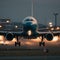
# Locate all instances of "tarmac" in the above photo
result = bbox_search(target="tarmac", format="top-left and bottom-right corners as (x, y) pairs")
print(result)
(0, 38), (60, 60)
(0, 56), (60, 60)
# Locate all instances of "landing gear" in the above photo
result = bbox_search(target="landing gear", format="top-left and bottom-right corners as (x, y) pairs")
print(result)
(15, 42), (21, 46)
(39, 35), (49, 53)
(15, 36), (21, 46)
(39, 42), (45, 46)
(39, 35), (45, 46)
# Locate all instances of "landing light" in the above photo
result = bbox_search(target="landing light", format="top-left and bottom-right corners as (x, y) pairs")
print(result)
(51, 28), (54, 30)
(28, 30), (32, 36)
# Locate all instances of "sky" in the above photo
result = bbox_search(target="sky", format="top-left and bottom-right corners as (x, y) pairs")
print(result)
(0, 0), (60, 26)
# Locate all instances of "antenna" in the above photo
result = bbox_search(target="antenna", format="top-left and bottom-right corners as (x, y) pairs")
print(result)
(31, 0), (33, 17)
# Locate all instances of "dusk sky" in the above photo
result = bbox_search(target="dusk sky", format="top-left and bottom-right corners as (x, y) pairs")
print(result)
(0, 0), (60, 25)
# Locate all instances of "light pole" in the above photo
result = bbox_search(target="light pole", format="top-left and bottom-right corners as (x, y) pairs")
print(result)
(53, 13), (58, 27)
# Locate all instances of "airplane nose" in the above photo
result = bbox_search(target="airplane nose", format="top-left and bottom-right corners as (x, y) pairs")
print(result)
(26, 22), (32, 25)
(23, 22), (33, 30)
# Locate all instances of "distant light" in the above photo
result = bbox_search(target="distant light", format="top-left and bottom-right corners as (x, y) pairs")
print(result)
(0, 25), (2, 28)
(51, 28), (54, 30)
(15, 25), (18, 28)
(56, 27), (60, 30)
(49, 22), (53, 27)
(50, 24), (53, 27)
(49, 22), (52, 25)
(6, 20), (10, 23)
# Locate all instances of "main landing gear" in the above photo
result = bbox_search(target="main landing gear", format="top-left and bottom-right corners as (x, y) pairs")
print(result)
(39, 42), (45, 46)
(39, 35), (45, 46)
(39, 35), (49, 53)
(15, 41), (21, 46)
(15, 36), (21, 46)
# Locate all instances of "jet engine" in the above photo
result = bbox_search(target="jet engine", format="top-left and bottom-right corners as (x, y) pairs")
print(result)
(45, 33), (53, 41)
(6, 33), (14, 41)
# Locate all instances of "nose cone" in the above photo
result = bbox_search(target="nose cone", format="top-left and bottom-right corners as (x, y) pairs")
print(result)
(23, 16), (38, 32)
(26, 22), (32, 26)
(23, 16), (37, 25)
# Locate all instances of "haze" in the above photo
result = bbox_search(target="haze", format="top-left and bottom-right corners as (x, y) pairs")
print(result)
(0, 0), (60, 25)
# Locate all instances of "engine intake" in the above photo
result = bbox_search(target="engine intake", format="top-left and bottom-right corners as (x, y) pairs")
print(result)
(45, 33), (53, 41)
(6, 33), (14, 41)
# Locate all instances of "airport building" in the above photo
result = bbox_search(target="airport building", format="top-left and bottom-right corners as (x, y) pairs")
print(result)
(0, 18), (11, 30)
(0, 18), (23, 31)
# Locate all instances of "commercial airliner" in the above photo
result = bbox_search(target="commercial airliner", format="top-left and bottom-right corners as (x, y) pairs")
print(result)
(0, 16), (60, 46)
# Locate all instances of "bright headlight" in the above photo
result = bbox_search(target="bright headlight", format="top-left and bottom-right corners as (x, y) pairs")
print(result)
(27, 30), (32, 36)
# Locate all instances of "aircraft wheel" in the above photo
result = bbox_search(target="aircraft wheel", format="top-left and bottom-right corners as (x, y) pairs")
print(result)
(39, 42), (45, 46)
(15, 42), (21, 46)
(43, 42), (45, 46)
(39, 42), (41, 46)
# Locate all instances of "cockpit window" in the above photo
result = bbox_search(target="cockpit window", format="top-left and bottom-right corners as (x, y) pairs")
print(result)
(25, 19), (29, 21)
(25, 19), (33, 21)
(30, 19), (33, 21)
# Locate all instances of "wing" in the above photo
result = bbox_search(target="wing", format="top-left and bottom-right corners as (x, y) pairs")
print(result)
(37, 30), (60, 41)
(0, 30), (23, 41)
(0, 29), (60, 41)
(38, 31), (60, 35)
(0, 30), (22, 36)
(38, 26), (60, 38)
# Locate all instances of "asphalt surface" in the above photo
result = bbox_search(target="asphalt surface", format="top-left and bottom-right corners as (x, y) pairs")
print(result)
(0, 56), (60, 60)
(0, 39), (60, 56)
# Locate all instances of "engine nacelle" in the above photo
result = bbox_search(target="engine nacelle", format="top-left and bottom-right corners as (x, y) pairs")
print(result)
(6, 33), (14, 41)
(45, 33), (53, 41)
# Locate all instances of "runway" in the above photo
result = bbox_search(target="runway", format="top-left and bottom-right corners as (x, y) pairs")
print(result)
(0, 36), (60, 56)
(0, 45), (60, 56)
(0, 56), (60, 60)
